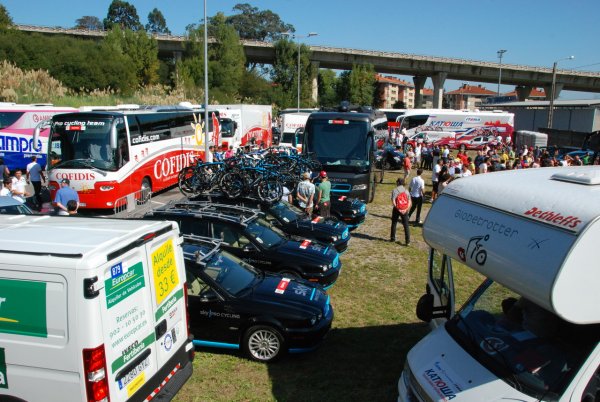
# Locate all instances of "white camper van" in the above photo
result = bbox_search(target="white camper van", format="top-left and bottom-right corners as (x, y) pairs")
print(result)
(279, 112), (311, 151)
(0, 215), (194, 401)
(399, 166), (600, 401)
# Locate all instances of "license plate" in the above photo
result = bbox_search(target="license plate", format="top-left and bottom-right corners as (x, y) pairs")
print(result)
(118, 357), (150, 389)
(79, 202), (87, 207)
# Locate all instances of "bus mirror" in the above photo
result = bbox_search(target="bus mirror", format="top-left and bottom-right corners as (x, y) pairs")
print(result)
(416, 293), (434, 322)
(110, 120), (119, 150)
(33, 119), (51, 152)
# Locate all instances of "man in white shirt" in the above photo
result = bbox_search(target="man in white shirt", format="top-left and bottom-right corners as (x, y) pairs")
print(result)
(461, 165), (473, 177)
(0, 179), (12, 197)
(11, 169), (29, 203)
(431, 159), (443, 201)
(26, 155), (45, 210)
(296, 172), (315, 216)
(408, 168), (425, 225)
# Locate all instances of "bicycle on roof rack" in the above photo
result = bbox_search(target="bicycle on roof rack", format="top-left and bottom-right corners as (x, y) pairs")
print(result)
(178, 159), (227, 198)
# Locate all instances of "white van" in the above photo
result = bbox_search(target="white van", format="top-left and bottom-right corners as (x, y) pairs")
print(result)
(0, 215), (194, 401)
(399, 166), (600, 401)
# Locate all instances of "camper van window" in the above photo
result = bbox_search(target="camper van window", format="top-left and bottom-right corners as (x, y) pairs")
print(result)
(446, 279), (598, 400)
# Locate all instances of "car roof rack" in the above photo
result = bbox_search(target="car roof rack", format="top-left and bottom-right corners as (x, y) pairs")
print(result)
(155, 200), (263, 226)
(181, 234), (221, 264)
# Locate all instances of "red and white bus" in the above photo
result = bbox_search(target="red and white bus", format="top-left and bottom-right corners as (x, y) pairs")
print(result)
(35, 105), (218, 209)
(0, 103), (78, 172)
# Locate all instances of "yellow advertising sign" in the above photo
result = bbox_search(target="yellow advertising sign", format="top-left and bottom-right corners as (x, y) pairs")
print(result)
(151, 239), (179, 305)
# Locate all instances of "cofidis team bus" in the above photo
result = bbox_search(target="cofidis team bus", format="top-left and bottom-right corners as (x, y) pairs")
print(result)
(302, 103), (385, 203)
(0, 103), (78, 171)
(34, 105), (218, 209)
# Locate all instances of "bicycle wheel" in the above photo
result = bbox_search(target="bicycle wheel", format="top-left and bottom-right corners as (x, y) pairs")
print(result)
(257, 178), (283, 203)
(178, 167), (201, 198)
(219, 171), (244, 198)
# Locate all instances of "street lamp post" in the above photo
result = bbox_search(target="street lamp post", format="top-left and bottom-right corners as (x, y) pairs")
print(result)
(284, 32), (318, 111)
(497, 49), (507, 96)
(203, 0), (210, 160)
(547, 56), (575, 129)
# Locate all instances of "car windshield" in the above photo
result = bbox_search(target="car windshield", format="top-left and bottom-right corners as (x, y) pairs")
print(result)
(0, 198), (33, 215)
(245, 219), (285, 248)
(204, 251), (260, 296)
(268, 202), (300, 223)
(446, 279), (598, 400)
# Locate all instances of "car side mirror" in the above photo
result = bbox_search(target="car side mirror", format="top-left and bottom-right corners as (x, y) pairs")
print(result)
(416, 293), (434, 322)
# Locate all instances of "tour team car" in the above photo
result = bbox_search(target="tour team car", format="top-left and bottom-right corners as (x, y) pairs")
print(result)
(182, 235), (333, 362)
(143, 202), (342, 288)
(399, 166), (600, 402)
(0, 215), (194, 402)
(329, 195), (367, 230)
(190, 197), (350, 252)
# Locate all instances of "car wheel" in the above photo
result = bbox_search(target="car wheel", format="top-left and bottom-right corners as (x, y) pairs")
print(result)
(244, 325), (284, 362)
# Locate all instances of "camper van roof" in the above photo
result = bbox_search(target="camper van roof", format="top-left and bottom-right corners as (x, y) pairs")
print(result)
(443, 166), (600, 234)
(424, 166), (600, 324)
(0, 215), (175, 267)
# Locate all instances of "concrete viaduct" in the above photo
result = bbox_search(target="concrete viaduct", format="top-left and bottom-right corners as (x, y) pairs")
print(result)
(16, 24), (600, 108)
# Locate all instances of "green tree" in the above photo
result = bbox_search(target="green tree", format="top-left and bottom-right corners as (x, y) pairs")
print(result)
(336, 71), (351, 103)
(0, 4), (13, 30)
(349, 63), (376, 106)
(103, 0), (142, 31)
(392, 100), (406, 109)
(270, 38), (316, 109)
(238, 69), (272, 104)
(103, 26), (159, 87)
(225, 3), (294, 41)
(318, 69), (339, 107)
(145, 8), (170, 35)
(74, 16), (103, 30)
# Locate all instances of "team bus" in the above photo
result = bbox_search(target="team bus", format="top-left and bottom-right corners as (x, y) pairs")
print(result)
(0, 103), (78, 171)
(302, 103), (384, 203)
(34, 105), (218, 209)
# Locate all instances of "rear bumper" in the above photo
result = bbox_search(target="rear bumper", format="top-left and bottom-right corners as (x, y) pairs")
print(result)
(132, 339), (194, 402)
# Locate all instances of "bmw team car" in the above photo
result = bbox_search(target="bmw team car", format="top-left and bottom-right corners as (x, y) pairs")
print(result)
(182, 235), (333, 362)
(329, 196), (367, 230)
(194, 196), (350, 252)
(144, 202), (342, 288)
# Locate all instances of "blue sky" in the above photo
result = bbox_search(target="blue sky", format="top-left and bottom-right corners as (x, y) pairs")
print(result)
(2, 0), (599, 98)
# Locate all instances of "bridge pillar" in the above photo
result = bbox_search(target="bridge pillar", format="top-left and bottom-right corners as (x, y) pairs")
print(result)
(312, 61), (320, 104)
(544, 83), (564, 100)
(431, 72), (447, 109)
(413, 76), (427, 108)
(515, 85), (532, 101)
(173, 51), (182, 62)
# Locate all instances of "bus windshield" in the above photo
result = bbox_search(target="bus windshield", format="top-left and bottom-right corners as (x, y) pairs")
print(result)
(49, 116), (126, 172)
(304, 119), (370, 170)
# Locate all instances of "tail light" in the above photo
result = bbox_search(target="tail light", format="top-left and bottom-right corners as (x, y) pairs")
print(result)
(83, 345), (110, 402)
(183, 282), (195, 360)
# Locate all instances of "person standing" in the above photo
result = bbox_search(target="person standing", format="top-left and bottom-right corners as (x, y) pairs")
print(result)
(408, 168), (425, 225)
(431, 158), (443, 202)
(26, 156), (45, 210)
(0, 157), (9, 180)
(54, 179), (79, 216)
(390, 178), (411, 246)
(315, 170), (331, 218)
(296, 172), (315, 217)
(402, 152), (412, 180)
(11, 169), (29, 204)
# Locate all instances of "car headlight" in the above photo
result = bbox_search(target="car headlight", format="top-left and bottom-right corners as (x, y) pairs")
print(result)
(321, 264), (331, 272)
(310, 315), (318, 326)
(330, 236), (338, 242)
(352, 184), (367, 191)
(352, 209), (358, 214)
(394, 157), (401, 162)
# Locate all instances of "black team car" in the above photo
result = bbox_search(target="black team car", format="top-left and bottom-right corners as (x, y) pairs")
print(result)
(329, 195), (367, 230)
(182, 235), (333, 362)
(193, 196), (350, 252)
(144, 202), (341, 288)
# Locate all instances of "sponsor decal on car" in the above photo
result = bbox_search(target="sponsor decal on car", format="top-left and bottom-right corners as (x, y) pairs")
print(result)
(312, 216), (324, 223)
(524, 207), (581, 229)
(299, 240), (312, 249)
(275, 278), (291, 294)
(421, 361), (464, 401)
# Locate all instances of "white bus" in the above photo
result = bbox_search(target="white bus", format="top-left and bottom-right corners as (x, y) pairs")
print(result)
(399, 166), (600, 401)
(396, 109), (515, 142)
(0, 103), (78, 171)
(34, 105), (218, 210)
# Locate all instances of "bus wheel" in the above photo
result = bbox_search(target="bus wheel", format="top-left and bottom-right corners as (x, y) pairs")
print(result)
(138, 177), (152, 205)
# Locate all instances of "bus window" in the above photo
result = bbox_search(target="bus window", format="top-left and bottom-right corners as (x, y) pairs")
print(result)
(402, 115), (429, 129)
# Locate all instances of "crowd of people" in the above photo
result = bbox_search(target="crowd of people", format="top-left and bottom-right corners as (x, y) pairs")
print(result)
(388, 135), (599, 245)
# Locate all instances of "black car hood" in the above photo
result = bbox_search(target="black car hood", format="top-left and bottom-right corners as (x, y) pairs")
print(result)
(330, 196), (367, 214)
(251, 275), (330, 313)
(275, 239), (339, 266)
(290, 216), (347, 236)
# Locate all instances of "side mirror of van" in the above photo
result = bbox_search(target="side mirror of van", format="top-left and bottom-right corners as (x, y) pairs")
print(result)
(416, 293), (434, 322)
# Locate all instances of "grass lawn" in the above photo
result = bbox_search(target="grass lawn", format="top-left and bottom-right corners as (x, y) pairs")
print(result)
(174, 167), (483, 402)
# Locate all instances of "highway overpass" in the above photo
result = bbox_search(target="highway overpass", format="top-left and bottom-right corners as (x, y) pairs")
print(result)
(15, 24), (600, 107)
